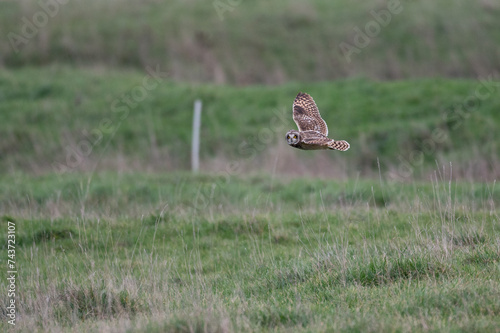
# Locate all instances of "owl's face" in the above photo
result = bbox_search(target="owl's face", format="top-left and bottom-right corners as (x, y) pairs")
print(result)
(286, 130), (300, 145)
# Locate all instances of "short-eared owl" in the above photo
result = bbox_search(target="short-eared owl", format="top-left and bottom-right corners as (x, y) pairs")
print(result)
(286, 92), (350, 151)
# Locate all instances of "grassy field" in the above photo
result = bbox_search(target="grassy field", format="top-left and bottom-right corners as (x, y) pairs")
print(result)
(1, 171), (499, 332)
(1, 67), (500, 179)
(1, 0), (500, 83)
(2, 1), (500, 330)
(0, 65), (499, 332)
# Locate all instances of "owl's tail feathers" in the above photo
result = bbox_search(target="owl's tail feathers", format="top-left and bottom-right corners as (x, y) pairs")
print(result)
(328, 140), (350, 151)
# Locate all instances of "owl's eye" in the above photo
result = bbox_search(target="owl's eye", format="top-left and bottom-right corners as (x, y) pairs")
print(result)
(293, 135), (297, 139)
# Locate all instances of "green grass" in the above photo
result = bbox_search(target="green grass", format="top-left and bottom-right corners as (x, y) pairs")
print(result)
(0, 172), (499, 332)
(2, 2), (500, 331)
(1, 0), (500, 83)
(1, 67), (500, 179)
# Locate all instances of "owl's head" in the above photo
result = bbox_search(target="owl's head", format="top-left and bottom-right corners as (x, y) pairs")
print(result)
(286, 130), (300, 145)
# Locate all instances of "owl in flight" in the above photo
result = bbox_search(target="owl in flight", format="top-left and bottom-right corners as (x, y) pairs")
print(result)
(286, 92), (350, 151)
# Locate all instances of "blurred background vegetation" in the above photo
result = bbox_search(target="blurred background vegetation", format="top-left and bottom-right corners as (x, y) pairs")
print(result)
(2, 0), (500, 83)
(1, 0), (500, 179)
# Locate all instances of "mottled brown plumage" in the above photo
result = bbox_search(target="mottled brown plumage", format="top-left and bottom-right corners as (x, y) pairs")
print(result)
(293, 92), (329, 135)
(286, 92), (350, 151)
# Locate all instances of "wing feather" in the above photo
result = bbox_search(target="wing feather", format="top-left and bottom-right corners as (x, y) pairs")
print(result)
(292, 92), (328, 136)
(300, 130), (330, 144)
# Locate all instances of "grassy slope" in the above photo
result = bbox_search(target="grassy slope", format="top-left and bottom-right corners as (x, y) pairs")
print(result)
(0, 172), (499, 332)
(1, 67), (500, 178)
(1, 0), (500, 83)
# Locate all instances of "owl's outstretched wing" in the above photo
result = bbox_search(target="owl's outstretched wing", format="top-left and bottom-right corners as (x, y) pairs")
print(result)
(300, 130), (331, 145)
(301, 130), (350, 151)
(292, 92), (328, 136)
